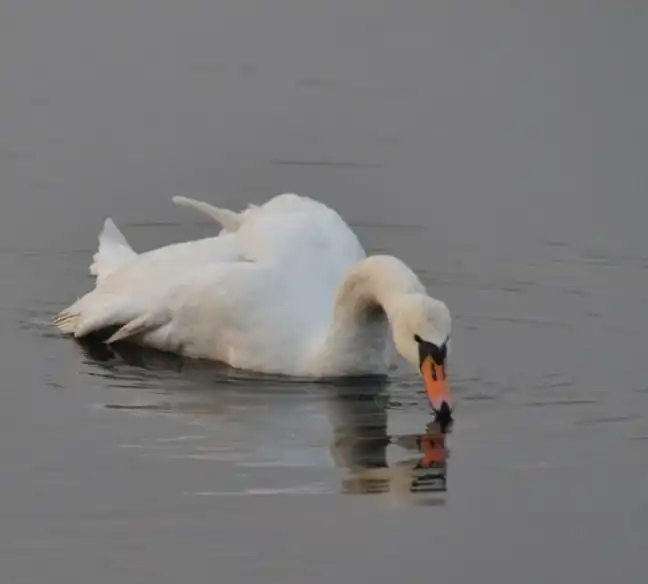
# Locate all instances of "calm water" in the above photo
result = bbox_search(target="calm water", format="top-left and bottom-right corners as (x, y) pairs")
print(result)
(2, 1), (648, 582)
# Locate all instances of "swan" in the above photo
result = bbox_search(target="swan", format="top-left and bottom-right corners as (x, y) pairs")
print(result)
(54, 193), (453, 415)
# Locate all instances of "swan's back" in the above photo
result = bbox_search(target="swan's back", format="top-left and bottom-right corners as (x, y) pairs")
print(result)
(238, 194), (366, 268)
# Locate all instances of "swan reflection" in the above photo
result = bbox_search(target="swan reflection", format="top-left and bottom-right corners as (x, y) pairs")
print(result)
(327, 384), (451, 504)
(75, 337), (452, 504)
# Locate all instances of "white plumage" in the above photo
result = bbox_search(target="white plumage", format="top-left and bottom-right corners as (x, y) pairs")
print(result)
(54, 193), (452, 380)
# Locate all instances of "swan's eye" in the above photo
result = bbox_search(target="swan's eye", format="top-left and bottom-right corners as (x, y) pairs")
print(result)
(414, 334), (423, 344)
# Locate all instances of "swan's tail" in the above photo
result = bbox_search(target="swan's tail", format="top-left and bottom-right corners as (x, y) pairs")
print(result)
(53, 302), (84, 335)
(89, 218), (137, 283)
(53, 291), (149, 339)
(172, 195), (243, 232)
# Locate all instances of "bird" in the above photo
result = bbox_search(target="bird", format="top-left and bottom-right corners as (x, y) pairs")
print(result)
(54, 193), (453, 415)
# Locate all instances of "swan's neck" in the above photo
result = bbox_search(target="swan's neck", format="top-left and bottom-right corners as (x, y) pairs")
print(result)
(315, 255), (426, 375)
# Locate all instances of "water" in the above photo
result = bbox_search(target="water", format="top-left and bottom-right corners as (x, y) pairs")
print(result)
(2, 1), (648, 582)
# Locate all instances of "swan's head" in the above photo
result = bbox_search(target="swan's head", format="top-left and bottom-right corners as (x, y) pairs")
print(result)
(390, 294), (453, 418)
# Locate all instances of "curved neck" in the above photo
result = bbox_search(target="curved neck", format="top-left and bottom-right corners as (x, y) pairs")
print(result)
(314, 255), (426, 375)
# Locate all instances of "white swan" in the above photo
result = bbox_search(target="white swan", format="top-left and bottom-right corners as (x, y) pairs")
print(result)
(54, 193), (453, 414)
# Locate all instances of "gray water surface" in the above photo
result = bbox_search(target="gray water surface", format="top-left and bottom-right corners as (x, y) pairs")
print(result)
(2, 1), (648, 582)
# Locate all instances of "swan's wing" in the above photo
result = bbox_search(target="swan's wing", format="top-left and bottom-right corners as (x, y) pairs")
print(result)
(86, 208), (247, 288)
(125, 234), (245, 272)
(57, 260), (320, 375)
(172, 195), (244, 232)
(57, 223), (245, 338)
(56, 257), (250, 340)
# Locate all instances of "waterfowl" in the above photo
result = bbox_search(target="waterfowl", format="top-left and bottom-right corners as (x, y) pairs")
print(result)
(54, 193), (453, 413)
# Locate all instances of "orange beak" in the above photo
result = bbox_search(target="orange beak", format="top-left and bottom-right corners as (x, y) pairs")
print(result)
(421, 355), (453, 416)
